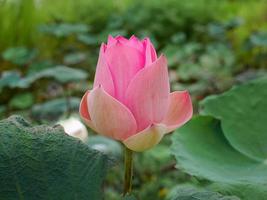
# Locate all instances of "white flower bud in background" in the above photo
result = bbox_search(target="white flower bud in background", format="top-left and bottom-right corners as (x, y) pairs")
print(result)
(58, 117), (88, 142)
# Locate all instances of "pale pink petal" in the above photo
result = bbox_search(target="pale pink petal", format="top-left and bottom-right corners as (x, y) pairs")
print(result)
(123, 124), (166, 152)
(143, 38), (157, 66)
(105, 41), (145, 102)
(88, 86), (137, 140)
(79, 90), (96, 130)
(162, 91), (193, 133)
(125, 55), (170, 131)
(93, 43), (115, 96)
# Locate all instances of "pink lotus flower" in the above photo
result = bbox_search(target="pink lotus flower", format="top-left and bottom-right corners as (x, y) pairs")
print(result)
(80, 35), (193, 152)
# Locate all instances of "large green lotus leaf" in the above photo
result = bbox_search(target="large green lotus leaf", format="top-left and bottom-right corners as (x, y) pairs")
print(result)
(121, 194), (137, 200)
(171, 116), (267, 184)
(0, 71), (21, 91)
(39, 23), (89, 37)
(0, 115), (112, 200)
(19, 66), (88, 87)
(63, 52), (86, 65)
(200, 77), (267, 161)
(87, 135), (122, 159)
(168, 183), (267, 200)
(167, 184), (240, 200)
(2, 47), (37, 65)
(9, 93), (34, 110)
(31, 97), (80, 122)
(208, 183), (267, 200)
(0, 66), (88, 91)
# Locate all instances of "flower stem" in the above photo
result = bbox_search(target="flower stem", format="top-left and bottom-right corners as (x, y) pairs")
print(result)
(123, 146), (133, 196)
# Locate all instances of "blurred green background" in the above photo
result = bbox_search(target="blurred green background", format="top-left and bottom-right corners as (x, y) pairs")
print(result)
(1, 0), (267, 199)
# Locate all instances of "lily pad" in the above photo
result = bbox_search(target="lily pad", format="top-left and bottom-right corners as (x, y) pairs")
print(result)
(171, 116), (267, 184)
(200, 77), (267, 161)
(77, 34), (99, 45)
(39, 23), (89, 37)
(87, 135), (122, 158)
(2, 47), (37, 65)
(20, 65), (88, 87)
(0, 71), (21, 92)
(63, 52), (87, 65)
(0, 115), (112, 200)
(31, 97), (80, 122)
(167, 184), (240, 200)
(208, 183), (267, 200)
(9, 93), (34, 110)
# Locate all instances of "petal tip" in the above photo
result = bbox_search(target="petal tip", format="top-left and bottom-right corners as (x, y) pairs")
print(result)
(162, 91), (193, 133)
(130, 35), (139, 41)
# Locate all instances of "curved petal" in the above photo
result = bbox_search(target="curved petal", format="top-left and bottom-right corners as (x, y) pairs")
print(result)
(89, 86), (137, 140)
(105, 40), (145, 102)
(143, 38), (157, 66)
(123, 124), (166, 152)
(125, 55), (170, 131)
(162, 91), (193, 133)
(79, 90), (96, 130)
(93, 43), (115, 96)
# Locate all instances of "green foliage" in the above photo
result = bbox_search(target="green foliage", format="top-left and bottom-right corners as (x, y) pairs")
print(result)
(0, 115), (112, 200)
(208, 183), (267, 200)
(9, 92), (34, 110)
(2, 47), (37, 65)
(31, 97), (80, 122)
(108, 0), (220, 42)
(0, 71), (21, 92)
(20, 65), (88, 85)
(0, 0), (37, 49)
(167, 185), (240, 200)
(166, 41), (235, 86)
(77, 34), (98, 45)
(200, 77), (267, 161)
(0, 106), (6, 118)
(39, 23), (89, 38)
(87, 135), (123, 158)
(27, 61), (54, 75)
(242, 31), (267, 68)
(121, 194), (137, 200)
(0, 66), (88, 91)
(64, 52), (87, 65)
(247, 32), (267, 48)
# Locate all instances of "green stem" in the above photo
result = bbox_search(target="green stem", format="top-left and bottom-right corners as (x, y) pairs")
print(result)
(123, 146), (133, 196)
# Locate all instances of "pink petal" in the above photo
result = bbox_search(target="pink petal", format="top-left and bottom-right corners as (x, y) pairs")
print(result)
(79, 90), (96, 130)
(105, 40), (145, 102)
(107, 35), (116, 47)
(108, 35), (144, 52)
(93, 43), (115, 96)
(125, 55), (170, 131)
(128, 35), (144, 52)
(115, 35), (128, 43)
(143, 38), (157, 66)
(162, 91), (193, 133)
(123, 124), (166, 152)
(88, 86), (137, 140)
